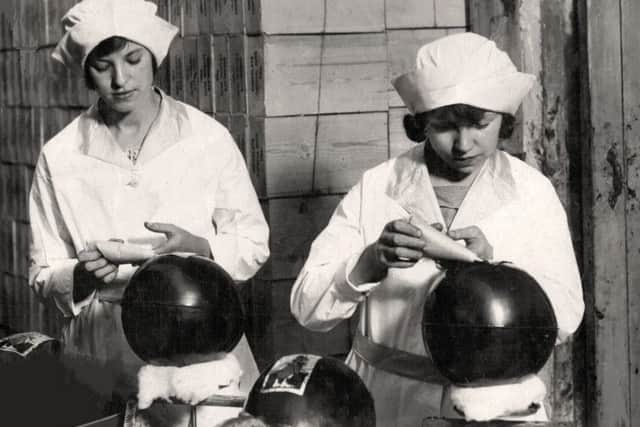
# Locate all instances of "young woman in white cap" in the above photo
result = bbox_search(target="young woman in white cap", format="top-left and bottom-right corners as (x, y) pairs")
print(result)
(291, 32), (584, 426)
(28, 0), (269, 424)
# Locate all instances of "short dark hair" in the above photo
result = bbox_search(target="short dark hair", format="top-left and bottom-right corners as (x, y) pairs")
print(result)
(84, 36), (158, 89)
(403, 104), (515, 143)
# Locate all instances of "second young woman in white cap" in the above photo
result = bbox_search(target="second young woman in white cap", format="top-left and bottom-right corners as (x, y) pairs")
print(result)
(28, 0), (269, 424)
(291, 32), (584, 426)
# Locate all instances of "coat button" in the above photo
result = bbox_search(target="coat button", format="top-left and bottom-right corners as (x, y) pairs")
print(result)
(127, 171), (141, 187)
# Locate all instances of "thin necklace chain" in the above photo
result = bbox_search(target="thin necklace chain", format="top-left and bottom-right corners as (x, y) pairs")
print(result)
(127, 98), (161, 165)
(99, 94), (161, 166)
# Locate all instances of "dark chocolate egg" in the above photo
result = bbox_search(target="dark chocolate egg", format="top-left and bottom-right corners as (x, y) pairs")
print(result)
(121, 254), (244, 366)
(244, 354), (375, 427)
(422, 262), (557, 385)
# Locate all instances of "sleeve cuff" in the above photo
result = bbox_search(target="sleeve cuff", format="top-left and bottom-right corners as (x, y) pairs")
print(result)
(333, 250), (381, 302)
(49, 260), (95, 317)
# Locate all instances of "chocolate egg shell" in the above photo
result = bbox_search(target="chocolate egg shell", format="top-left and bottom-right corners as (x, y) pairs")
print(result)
(121, 254), (244, 366)
(422, 262), (557, 385)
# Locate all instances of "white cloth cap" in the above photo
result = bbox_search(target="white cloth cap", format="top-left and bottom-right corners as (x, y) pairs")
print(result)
(52, 0), (178, 72)
(392, 32), (535, 115)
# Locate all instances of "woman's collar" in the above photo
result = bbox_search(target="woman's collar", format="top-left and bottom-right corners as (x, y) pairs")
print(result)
(385, 144), (518, 228)
(79, 87), (191, 167)
(386, 144), (516, 196)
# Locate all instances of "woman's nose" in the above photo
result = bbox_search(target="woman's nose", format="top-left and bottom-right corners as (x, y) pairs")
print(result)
(453, 127), (474, 153)
(111, 64), (127, 88)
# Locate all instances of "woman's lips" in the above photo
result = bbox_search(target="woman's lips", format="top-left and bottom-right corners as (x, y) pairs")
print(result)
(453, 155), (478, 164)
(112, 89), (135, 100)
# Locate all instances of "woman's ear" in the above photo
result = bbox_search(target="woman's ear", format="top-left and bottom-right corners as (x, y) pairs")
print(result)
(403, 114), (427, 143)
(498, 113), (515, 139)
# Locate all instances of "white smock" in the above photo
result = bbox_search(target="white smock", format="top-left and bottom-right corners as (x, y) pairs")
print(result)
(291, 144), (584, 427)
(28, 89), (270, 426)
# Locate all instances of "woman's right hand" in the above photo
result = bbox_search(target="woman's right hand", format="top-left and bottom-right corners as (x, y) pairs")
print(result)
(349, 219), (435, 285)
(77, 249), (119, 284)
(72, 248), (119, 303)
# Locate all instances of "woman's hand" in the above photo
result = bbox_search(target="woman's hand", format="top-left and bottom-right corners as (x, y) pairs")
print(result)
(145, 222), (212, 258)
(73, 247), (118, 303)
(77, 248), (119, 283)
(447, 225), (493, 260)
(349, 219), (437, 285)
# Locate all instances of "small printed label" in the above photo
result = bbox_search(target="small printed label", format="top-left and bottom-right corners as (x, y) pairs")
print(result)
(260, 354), (321, 396)
(0, 332), (55, 358)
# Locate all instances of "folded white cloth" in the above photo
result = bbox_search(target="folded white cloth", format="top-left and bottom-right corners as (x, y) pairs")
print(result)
(94, 240), (155, 264)
(408, 215), (481, 263)
(137, 354), (243, 409)
(445, 374), (546, 422)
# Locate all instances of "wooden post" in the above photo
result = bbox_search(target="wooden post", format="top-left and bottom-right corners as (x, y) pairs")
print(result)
(620, 0), (640, 424)
(580, 0), (634, 425)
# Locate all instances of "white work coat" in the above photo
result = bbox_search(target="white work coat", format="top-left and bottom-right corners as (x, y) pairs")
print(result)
(28, 90), (270, 425)
(291, 144), (584, 427)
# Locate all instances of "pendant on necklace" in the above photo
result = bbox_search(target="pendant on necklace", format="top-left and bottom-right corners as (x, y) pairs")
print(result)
(127, 149), (139, 164)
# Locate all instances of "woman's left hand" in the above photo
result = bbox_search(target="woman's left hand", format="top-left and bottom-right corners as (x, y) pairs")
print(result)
(447, 225), (493, 261)
(144, 222), (212, 258)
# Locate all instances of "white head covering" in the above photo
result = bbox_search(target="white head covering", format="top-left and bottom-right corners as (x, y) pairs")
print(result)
(52, 0), (178, 73)
(392, 32), (535, 115)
